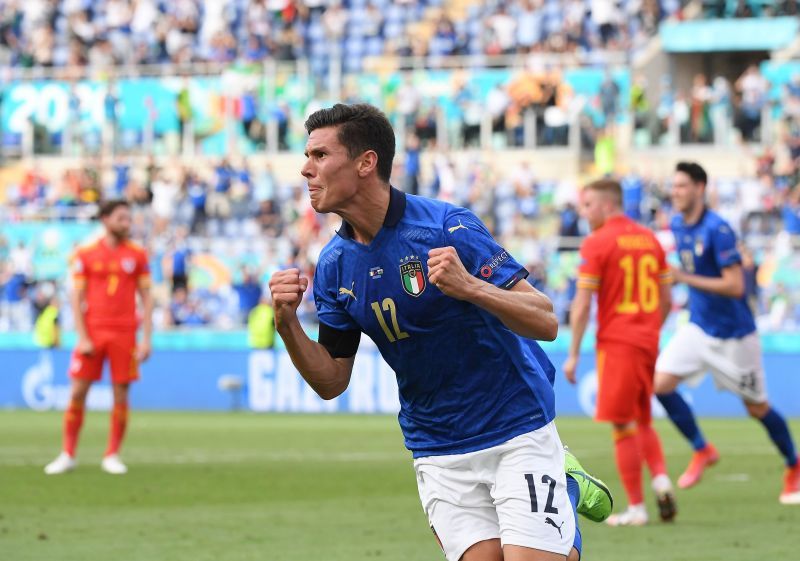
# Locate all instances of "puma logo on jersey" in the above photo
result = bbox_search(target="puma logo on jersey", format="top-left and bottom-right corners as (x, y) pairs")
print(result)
(339, 282), (357, 300)
(544, 517), (564, 538)
(448, 220), (468, 234)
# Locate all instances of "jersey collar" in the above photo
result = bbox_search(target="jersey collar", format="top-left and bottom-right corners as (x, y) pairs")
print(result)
(336, 186), (407, 240)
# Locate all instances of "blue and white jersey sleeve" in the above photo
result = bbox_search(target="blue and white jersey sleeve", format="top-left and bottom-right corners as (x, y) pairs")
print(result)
(709, 220), (741, 269)
(443, 208), (528, 289)
(313, 253), (360, 331)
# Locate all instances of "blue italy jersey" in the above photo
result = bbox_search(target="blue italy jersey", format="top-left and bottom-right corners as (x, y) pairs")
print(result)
(671, 210), (756, 339)
(313, 188), (557, 458)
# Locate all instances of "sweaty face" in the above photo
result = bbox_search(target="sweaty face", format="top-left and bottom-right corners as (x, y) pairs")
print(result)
(671, 171), (703, 214)
(103, 206), (132, 240)
(580, 189), (606, 232)
(301, 126), (360, 214)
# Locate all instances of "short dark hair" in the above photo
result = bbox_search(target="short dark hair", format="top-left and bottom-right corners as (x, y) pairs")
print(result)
(304, 103), (395, 182)
(98, 199), (130, 218)
(676, 162), (708, 186)
(584, 178), (622, 207)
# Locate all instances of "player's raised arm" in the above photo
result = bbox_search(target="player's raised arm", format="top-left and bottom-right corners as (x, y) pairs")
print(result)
(427, 246), (558, 341)
(269, 268), (355, 400)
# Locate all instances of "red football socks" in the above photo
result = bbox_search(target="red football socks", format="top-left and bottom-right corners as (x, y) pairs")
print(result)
(63, 399), (85, 457)
(614, 427), (644, 505)
(637, 423), (668, 478)
(105, 403), (129, 457)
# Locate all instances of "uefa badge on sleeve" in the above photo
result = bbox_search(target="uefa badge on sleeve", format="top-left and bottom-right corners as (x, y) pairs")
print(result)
(399, 256), (426, 297)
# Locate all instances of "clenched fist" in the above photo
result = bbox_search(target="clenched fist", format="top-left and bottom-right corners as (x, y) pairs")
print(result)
(427, 246), (479, 301)
(268, 268), (309, 329)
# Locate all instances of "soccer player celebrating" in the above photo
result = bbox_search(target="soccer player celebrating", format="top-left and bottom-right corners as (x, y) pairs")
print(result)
(655, 162), (800, 504)
(44, 200), (153, 475)
(269, 104), (611, 561)
(565, 179), (676, 527)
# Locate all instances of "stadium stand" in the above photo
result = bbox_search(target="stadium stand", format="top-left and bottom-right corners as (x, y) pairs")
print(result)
(1, 0), (800, 336)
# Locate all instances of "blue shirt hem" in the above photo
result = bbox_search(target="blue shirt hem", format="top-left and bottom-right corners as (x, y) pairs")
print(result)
(409, 415), (554, 459)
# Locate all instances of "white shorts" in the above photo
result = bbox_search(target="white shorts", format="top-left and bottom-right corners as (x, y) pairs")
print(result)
(413, 422), (575, 561)
(656, 322), (767, 403)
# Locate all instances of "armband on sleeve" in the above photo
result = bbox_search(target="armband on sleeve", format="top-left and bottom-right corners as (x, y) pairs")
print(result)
(318, 323), (361, 359)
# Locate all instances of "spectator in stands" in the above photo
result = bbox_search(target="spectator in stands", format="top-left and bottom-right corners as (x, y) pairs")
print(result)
(185, 170), (208, 234)
(169, 286), (209, 327)
(176, 79), (192, 153)
(233, 266), (262, 325)
(734, 0), (755, 18)
(256, 198), (282, 235)
(396, 74), (421, 130)
(403, 133), (421, 195)
(783, 184), (800, 234)
(33, 283), (60, 349)
(273, 101), (291, 150)
(207, 158), (234, 220)
(151, 169), (180, 235)
(591, 0), (621, 47)
(736, 65), (768, 142)
(599, 70), (620, 126)
(241, 89), (263, 145)
(690, 73), (713, 143)
(167, 227), (192, 294)
(0, 241), (32, 331)
(487, 4), (517, 55)
(247, 294), (275, 350)
(517, 0), (544, 52)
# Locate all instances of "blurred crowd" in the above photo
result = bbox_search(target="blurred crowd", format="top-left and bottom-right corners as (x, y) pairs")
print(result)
(629, 65), (799, 147)
(700, 0), (800, 18)
(1, 143), (800, 334)
(0, 0), (681, 73)
(2, 1), (800, 337)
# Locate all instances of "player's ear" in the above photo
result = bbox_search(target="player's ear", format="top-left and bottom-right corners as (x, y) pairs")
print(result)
(357, 150), (378, 178)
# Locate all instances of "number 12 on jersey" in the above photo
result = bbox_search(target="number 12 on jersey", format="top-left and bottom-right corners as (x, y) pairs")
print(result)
(371, 298), (410, 342)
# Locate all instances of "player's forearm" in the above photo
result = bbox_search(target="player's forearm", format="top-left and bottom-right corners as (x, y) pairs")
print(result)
(467, 282), (558, 341)
(682, 273), (744, 299)
(140, 292), (154, 342)
(659, 285), (672, 326)
(277, 319), (352, 400)
(568, 302), (590, 358)
(70, 290), (89, 340)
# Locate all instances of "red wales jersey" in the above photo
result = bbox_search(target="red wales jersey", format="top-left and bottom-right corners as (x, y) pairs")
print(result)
(577, 216), (671, 353)
(72, 238), (150, 330)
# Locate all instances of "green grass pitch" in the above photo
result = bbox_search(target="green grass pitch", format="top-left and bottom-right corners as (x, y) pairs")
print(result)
(1, 411), (798, 560)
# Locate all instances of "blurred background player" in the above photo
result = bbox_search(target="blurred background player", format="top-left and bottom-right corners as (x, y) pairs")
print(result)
(565, 179), (676, 526)
(270, 104), (611, 561)
(44, 200), (153, 475)
(655, 162), (800, 505)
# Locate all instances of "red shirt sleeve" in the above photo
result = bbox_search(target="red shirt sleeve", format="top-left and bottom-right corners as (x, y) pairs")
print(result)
(577, 233), (604, 291)
(655, 240), (673, 285)
(71, 250), (88, 288)
(136, 248), (151, 286)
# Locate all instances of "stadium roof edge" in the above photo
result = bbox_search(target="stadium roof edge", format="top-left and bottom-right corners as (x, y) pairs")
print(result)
(660, 17), (799, 53)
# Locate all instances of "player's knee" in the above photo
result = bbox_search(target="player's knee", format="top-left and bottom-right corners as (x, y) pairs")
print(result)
(745, 401), (769, 419)
(70, 381), (91, 402)
(653, 372), (677, 395)
(112, 384), (130, 405)
(613, 421), (636, 433)
(612, 424), (637, 441)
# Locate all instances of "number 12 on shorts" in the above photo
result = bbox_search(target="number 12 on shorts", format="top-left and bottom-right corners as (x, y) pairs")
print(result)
(524, 473), (559, 514)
